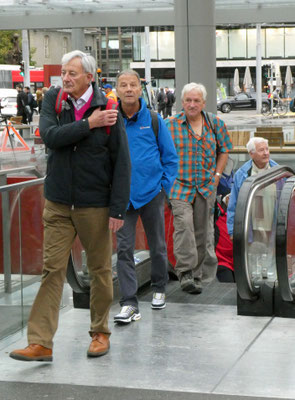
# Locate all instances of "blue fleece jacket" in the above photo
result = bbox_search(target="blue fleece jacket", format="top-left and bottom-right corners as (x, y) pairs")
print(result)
(120, 98), (178, 209)
(227, 158), (278, 236)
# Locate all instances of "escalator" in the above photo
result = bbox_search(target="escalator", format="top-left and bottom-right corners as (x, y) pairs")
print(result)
(67, 165), (295, 317)
(233, 165), (295, 316)
(66, 225), (152, 308)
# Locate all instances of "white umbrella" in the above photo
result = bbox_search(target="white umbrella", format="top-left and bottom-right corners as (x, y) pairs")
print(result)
(275, 64), (282, 91)
(243, 66), (252, 93)
(285, 65), (293, 96)
(233, 68), (241, 95)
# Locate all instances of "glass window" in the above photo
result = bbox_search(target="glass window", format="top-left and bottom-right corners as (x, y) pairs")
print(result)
(109, 40), (119, 50)
(133, 31), (157, 61)
(158, 31), (175, 60)
(149, 32), (158, 60)
(133, 32), (143, 61)
(247, 28), (266, 58)
(216, 30), (228, 59)
(236, 93), (248, 100)
(229, 29), (246, 58)
(266, 28), (284, 58)
(285, 27), (295, 57)
(101, 39), (106, 50)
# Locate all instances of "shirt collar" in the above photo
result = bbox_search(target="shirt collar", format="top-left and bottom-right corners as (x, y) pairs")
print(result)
(69, 84), (93, 110)
(181, 110), (207, 126)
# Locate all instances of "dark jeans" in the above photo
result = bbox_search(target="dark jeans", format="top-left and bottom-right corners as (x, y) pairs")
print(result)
(116, 190), (168, 308)
(158, 104), (165, 118)
(164, 105), (172, 118)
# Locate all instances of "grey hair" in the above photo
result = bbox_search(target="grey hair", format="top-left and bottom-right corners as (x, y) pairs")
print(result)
(181, 82), (207, 101)
(246, 137), (269, 153)
(61, 50), (96, 77)
(116, 69), (141, 86)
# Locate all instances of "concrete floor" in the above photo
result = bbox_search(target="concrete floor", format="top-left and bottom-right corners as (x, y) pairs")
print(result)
(0, 280), (295, 400)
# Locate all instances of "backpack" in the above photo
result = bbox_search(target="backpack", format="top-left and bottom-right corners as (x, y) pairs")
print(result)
(205, 111), (234, 196)
(31, 97), (38, 109)
(55, 88), (118, 135)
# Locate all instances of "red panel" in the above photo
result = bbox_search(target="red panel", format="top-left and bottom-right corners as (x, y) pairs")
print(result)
(43, 64), (61, 87)
(12, 70), (44, 83)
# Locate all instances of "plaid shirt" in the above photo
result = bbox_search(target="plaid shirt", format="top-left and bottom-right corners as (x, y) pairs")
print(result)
(165, 111), (232, 202)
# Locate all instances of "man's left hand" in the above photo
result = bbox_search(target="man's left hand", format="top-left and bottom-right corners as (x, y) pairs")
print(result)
(213, 174), (221, 187)
(109, 217), (124, 232)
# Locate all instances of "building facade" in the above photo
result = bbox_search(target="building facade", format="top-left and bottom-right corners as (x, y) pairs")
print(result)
(29, 24), (295, 97)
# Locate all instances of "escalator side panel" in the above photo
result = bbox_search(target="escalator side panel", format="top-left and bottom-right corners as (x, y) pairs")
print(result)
(237, 281), (274, 317)
(276, 177), (295, 302)
(234, 166), (294, 313)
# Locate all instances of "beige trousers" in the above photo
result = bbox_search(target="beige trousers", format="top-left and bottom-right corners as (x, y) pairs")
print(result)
(170, 190), (217, 282)
(27, 200), (113, 349)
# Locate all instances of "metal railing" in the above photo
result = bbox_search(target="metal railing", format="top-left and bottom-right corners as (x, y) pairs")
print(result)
(0, 169), (44, 293)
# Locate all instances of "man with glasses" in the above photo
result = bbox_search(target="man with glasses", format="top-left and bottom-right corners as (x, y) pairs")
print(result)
(9, 50), (131, 362)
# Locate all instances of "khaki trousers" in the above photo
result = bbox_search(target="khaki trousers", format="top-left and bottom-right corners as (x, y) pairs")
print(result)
(170, 190), (217, 281)
(27, 200), (113, 349)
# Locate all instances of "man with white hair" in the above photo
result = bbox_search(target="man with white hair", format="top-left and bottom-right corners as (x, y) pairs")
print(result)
(10, 50), (131, 362)
(165, 82), (232, 294)
(227, 137), (277, 239)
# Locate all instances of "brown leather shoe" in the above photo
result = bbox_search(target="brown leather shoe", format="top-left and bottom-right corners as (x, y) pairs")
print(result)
(9, 344), (53, 362)
(87, 333), (110, 357)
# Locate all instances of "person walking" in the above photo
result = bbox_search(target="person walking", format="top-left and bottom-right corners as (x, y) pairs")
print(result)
(165, 82), (232, 294)
(113, 69), (178, 324)
(9, 50), (131, 362)
(16, 84), (28, 125)
(157, 87), (166, 118)
(164, 87), (175, 118)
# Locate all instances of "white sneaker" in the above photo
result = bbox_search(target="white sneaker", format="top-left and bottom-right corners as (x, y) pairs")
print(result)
(114, 305), (141, 324)
(151, 293), (166, 309)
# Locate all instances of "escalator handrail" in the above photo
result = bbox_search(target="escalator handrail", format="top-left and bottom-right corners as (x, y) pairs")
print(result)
(234, 165), (294, 301)
(66, 253), (90, 294)
(276, 176), (295, 302)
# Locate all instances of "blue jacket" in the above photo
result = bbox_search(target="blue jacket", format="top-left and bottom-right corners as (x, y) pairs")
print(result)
(227, 159), (278, 236)
(120, 98), (178, 209)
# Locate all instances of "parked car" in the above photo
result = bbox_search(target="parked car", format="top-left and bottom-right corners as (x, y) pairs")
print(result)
(217, 92), (270, 113)
(0, 88), (17, 118)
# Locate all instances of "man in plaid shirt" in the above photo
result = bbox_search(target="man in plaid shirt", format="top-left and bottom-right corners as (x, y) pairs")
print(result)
(165, 82), (232, 294)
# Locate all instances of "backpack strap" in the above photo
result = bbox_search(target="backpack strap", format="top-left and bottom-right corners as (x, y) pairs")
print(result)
(149, 109), (159, 140)
(205, 111), (217, 142)
(55, 88), (68, 115)
(205, 111), (222, 155)
(105, 98), (118, 135)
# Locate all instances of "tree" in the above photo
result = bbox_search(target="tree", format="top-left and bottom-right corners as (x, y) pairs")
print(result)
(0, 30), (22, 64)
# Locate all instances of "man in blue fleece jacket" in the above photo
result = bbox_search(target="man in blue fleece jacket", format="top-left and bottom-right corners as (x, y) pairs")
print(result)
(227, 137), (278, 239)
(114, 69), (178, 324)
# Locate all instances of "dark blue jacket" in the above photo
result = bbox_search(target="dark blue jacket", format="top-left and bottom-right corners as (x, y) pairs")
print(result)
(39, 83), (131, 219)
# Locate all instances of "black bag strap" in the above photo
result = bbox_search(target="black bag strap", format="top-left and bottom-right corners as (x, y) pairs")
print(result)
(205, 111), (234, 177)
(150, 109), (159, 140)
(205, 111), (218, 149)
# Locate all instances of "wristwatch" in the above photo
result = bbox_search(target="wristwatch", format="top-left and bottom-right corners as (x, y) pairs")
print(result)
(215, 172), (221, 177)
